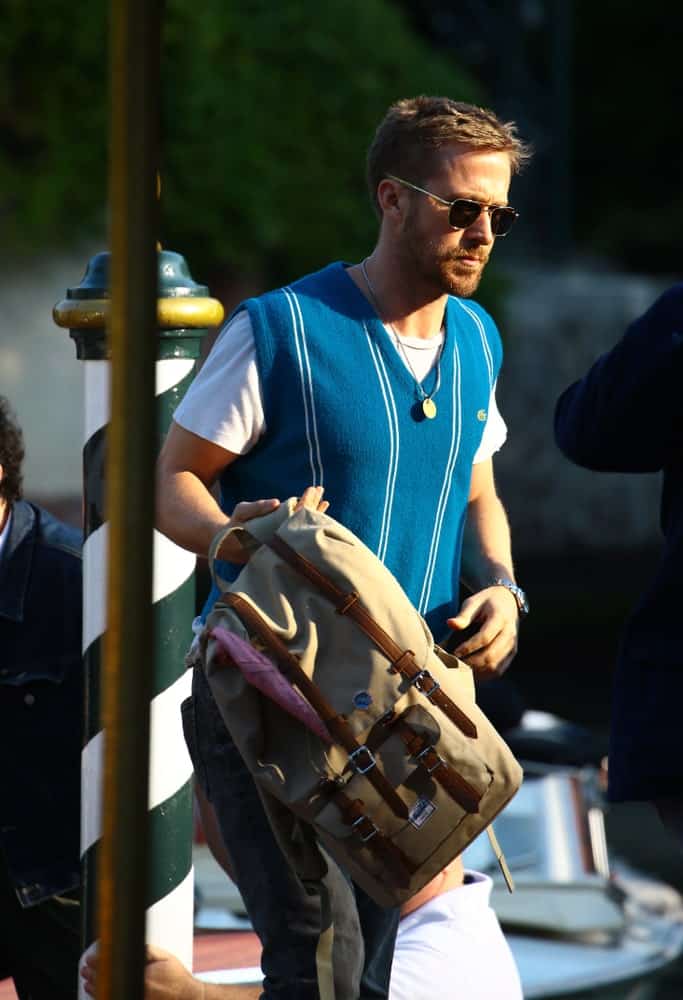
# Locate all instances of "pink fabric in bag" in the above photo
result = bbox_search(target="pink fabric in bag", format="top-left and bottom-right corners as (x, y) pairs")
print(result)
(210, 626), (332, 745)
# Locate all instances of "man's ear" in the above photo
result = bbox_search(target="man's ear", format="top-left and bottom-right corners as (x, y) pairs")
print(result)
(0, 463), (4, 486)
(376, 178), (405, 221)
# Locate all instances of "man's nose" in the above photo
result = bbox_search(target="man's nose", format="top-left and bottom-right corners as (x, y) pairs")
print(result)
(464, 208), (495, 245)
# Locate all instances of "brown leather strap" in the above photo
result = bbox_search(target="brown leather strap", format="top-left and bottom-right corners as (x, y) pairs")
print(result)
(395, 722), (482, 814)
(334, 791), (417, 886)
(223, 593), (409, 820)
(267, 535), (478, 739)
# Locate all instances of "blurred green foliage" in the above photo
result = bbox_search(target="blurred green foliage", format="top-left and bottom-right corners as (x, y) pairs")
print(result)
(2, 2), (680, 282)
(0, 0), (477, 286)
(0, 0), (108, 253)
(161, 0), (476, 284)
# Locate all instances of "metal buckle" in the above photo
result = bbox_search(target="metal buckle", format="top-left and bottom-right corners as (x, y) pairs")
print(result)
(351, 814), (379, 843)
(408, 668), (428, 689)
(417, 670), (441, 699)
(349, 745), (376, 774)
(416, 744), (445, 774)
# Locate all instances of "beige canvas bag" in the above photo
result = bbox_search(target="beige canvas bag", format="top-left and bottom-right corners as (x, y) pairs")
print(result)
(200, 499), (522, 907)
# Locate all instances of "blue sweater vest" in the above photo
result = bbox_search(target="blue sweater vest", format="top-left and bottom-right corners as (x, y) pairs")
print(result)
(209, 261), (502, 636)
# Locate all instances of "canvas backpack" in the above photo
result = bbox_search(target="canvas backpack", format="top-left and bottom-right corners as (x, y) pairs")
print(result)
(200, 499), (522, 907)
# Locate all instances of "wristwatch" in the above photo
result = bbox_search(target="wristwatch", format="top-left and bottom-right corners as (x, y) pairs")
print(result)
(492, 578), (529, 617)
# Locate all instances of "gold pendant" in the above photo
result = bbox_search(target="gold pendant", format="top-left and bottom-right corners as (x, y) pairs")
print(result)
(422, 397), (437, 420)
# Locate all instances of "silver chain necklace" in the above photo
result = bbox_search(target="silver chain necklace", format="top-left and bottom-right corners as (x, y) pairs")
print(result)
(360, 257), (443, 419)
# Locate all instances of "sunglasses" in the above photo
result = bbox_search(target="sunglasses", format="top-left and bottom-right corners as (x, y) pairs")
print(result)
(386, 174), (519, 237)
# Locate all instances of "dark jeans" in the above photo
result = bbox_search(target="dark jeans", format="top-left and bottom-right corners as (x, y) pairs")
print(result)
(0, 854), (80, 1000)
(184, 666), (399, 1000)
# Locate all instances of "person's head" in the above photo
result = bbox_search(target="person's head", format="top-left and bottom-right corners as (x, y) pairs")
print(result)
(0, 397), (25, 516)
(366, 96), (531, 296)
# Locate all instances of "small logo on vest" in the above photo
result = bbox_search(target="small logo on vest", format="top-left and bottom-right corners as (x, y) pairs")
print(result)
(352, 690), (373, 710)
(477, 409), (487, 422)
(409, 796), (437, 828)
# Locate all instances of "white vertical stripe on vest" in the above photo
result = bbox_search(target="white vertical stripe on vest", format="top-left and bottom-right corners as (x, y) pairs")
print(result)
(288, 287), (325, 487)
(418, 337), (462, 613)
(363, 324), (400, 562)
(283, 288), (324, 486)
(454, 298), (493, 391)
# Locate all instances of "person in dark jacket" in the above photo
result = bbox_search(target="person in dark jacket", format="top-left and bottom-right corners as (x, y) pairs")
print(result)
(554, 284), (683, 838)
(0, 396), (83, 999)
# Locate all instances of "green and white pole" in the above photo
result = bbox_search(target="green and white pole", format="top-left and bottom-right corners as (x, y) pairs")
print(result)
(54, 251), (223, 991)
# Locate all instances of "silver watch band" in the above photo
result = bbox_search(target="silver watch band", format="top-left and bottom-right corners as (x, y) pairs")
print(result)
(492, 577), (529, 617)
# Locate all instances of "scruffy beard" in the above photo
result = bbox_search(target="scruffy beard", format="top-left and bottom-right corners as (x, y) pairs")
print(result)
(401, 213), (490, 298)
(433, 251), (488, 297)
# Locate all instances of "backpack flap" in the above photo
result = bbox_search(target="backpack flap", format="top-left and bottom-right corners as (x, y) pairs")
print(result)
(311, 700), (514, 906)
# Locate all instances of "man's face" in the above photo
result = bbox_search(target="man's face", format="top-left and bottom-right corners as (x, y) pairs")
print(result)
(398, 143), (512, 298)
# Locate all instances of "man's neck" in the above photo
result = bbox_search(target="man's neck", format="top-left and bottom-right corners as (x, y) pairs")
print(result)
(400, 856), (465, 918)
(349, 250), (447, 341)
(0, 500), (8, 535)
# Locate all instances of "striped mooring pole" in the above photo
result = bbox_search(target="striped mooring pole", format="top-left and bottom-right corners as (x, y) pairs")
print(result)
(53, 251), (224, 993)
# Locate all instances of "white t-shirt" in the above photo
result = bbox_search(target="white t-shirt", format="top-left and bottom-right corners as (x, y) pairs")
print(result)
(390, 871), (523, 1000)
(174, 311), (507, 462)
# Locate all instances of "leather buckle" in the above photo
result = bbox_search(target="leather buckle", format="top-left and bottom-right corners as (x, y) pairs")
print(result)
(351, 814), (379, 843)
(409, 669), (441, 700)
(349, 745), (376, 774)
(419, 671), (441, 700)
(336, 591), (360, 615)
(416, 744), (445, 774)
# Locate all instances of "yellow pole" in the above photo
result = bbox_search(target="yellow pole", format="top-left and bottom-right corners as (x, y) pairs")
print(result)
(97, 1), (161, 998)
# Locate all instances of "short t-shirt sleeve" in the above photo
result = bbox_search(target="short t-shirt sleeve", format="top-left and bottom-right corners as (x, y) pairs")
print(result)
(472, 381), (507, 463)
(173, 310), (265, 455)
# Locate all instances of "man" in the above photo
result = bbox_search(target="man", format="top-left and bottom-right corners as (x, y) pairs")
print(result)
(157, 95), (530, 998)
(0, 396), (83, 998)
(554, 284), (683, 839)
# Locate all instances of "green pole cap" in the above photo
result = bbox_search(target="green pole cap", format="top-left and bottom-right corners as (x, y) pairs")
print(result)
(53, 250), (225, 361)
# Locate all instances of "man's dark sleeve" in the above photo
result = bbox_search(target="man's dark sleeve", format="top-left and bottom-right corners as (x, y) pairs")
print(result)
(554, 284), (683, 473)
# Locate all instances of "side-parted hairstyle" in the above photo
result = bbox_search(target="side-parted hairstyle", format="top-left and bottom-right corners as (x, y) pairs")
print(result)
(0, 396), (25, 505)
(366, 95), (532, 215)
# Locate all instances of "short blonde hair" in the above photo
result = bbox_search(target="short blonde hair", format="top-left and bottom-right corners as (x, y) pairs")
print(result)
(366, 96), (531, 214)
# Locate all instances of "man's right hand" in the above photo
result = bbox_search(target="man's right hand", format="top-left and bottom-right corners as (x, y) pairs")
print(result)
(294, 485), (329, 514)
(217, 486), (329, 563)
(216, 498), (281, 563)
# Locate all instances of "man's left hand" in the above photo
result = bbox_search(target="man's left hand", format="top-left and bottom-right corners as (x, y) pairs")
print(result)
(446, 586), (519, 677)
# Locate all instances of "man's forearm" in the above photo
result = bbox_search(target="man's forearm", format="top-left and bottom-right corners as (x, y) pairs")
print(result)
(199, 983), (261, 1000)
(448, 485), (519, 674)
(156, 468), (229, 558)
(460, 490), (514, 592)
